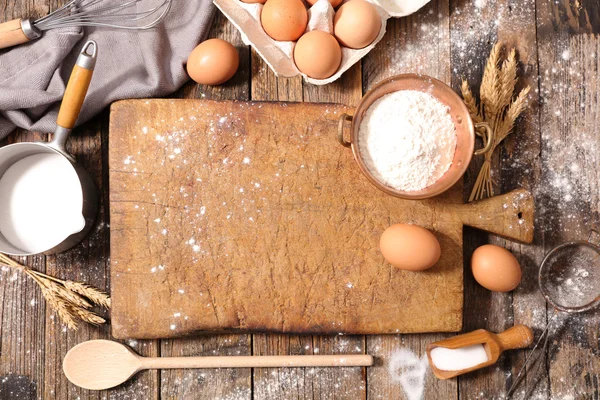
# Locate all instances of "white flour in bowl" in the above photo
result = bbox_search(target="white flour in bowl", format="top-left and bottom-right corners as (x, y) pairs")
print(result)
(358, 90), (457, 192)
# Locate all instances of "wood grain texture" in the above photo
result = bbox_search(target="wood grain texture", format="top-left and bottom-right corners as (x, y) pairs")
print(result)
(159, 12), (253, 400)
(250, 45), (367, 400)
(536, 1), (600, 399)
(1, 0), (599, 398)
(109, 99), (515, 338)
(449, 0), (546, 398)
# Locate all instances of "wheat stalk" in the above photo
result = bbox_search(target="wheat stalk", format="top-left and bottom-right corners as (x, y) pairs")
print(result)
(461, 80), (483, 124)
(64, 281), (111, 309)
(68, 305), (106, 326)
(499, 49), (518, 112)
(0, 252), (110, 330)
(496, 86), (531, 143)
(480, 42), (502, 127)
(462, 42), (531, 201)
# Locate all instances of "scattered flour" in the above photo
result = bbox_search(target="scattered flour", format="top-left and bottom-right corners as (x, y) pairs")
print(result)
(388, 348), (429, 400)
(358, 90), (457, 192)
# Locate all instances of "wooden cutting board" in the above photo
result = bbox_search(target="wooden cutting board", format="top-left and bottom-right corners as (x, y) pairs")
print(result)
(109, 99), (534, 339)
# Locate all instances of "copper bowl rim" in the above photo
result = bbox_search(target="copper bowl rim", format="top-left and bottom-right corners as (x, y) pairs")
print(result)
(346, 74), (477, 200)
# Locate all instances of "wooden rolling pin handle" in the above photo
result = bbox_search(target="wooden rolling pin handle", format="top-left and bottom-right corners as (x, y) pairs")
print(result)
(141, 354), (374, 370)
(56, 40), (97, 130)
(497, 324), (534, 351)
(0, 19), (31, 49)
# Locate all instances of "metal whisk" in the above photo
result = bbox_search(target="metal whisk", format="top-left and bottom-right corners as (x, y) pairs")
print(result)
(0, 0), (173, 50)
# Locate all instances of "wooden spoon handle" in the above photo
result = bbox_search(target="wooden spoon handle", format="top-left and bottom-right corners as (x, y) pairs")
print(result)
(497, 324), (534, 351)
(0, 19), (30, 49)
(141, 354), (373, 369)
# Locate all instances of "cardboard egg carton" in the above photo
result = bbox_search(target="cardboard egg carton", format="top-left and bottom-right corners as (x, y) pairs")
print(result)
(213, 0), (431, 85)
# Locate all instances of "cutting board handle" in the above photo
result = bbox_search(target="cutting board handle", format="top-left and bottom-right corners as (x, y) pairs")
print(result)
(457, 189), (534, 243)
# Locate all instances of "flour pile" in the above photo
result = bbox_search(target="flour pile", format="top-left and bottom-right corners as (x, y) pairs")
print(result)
(358, 90), (457, 192)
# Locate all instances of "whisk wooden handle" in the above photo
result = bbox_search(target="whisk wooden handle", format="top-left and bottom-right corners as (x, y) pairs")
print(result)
(0, 19), (30, 50)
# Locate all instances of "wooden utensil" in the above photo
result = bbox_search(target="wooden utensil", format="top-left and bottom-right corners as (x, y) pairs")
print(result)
(0, 0), (172, 50)
(426, 325), (534, 379)
(109, 99), (534, 339)
(63, 340), (374, 390)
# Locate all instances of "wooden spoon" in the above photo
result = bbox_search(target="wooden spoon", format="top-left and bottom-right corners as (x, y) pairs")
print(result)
(63, 340), (374, 390)
(426, 325), (534, 379)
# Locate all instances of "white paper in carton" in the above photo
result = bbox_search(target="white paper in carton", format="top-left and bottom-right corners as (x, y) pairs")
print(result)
(213, 0), (431, 85)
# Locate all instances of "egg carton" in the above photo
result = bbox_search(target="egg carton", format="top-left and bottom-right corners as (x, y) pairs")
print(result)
(213, 0), (431, 85)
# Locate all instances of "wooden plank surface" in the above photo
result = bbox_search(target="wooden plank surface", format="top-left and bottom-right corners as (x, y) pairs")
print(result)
(109, 99), (529, 337)
(0, 0), (599, 400)
(159, 12), (253, 400)
(450, 0), (547, 399)
(250, 30), (367, 400)
(535, 1), (600, 399)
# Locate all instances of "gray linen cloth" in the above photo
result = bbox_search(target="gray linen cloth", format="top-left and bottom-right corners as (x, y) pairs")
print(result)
(0, 0), (215, 139)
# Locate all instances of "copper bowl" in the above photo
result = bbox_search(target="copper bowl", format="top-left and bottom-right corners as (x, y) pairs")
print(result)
(338, 74), (492, 200)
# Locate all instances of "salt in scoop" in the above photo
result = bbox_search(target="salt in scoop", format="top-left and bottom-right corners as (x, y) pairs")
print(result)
(426, 324), (534, 379)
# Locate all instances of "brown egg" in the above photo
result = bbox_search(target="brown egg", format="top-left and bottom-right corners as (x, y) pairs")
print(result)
(261, 0), (308, 41)
(186, 39), (239, 86)
(240, 0), (266, 3)
(306, 0), (343, 8)
(379, 224), (441, 271)
(333, 0), (381, 49)
(293, 31), (342, 79)
(471, 244), (522, 292)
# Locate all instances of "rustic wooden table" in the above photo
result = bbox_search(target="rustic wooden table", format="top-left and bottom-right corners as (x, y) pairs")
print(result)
(1, 0), (599, 399)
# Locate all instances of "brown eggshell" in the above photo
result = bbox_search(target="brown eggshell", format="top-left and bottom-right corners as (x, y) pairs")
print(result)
(471, 244), (522, 292)
(186, 39), (239, 86)
(261, 0), (308, 42)
(294, 31), (342, 79)
(379, 224), (441, 271)
(333, 0), (381, 49)
(240, 0), (266, 3)
(306, 0), (343, 7)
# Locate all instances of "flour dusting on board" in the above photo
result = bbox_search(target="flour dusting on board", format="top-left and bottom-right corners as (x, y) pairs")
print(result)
(388, 348), (429, 400)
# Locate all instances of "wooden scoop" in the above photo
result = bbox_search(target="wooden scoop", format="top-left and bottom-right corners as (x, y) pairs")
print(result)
(426, 325), (534, 379)
(63, 340), (374, 390)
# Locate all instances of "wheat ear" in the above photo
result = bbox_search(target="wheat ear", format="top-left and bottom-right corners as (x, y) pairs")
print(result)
(480, 42), (502, 125)
(498, 48), (518, 112)
(461, 80), (483, 123)
(64, 281), (111, 309)
(0, 252), (110, 330)
(465, 43), (530, 202)
(496, 86), (531, 142)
